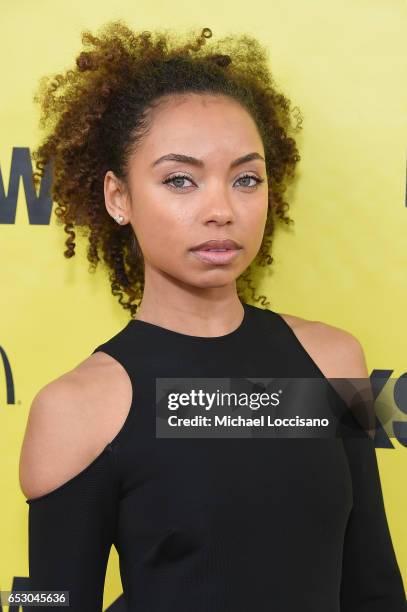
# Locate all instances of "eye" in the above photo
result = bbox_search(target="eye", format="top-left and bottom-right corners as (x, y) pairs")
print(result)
(161, 172), (265, 191)
(162, 173), (195, 190)
(234, 173), (265, 189)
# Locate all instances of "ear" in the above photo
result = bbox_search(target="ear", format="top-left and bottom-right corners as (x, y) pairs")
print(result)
(103, 170), (131, 224)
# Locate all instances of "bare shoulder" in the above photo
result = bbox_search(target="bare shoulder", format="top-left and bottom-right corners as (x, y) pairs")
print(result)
(19, 351), (132, 501)
(278, 312), (369, 379)
(278, 312), (375, 434)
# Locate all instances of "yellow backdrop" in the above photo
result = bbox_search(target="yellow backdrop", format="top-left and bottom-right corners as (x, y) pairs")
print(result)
(1, 1), (406, 608)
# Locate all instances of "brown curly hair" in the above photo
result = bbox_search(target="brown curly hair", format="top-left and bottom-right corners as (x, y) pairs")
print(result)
(31, 20), (303, 318)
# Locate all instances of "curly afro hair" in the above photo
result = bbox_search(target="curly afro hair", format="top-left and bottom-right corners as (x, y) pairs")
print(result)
(31, 20), (303, 318)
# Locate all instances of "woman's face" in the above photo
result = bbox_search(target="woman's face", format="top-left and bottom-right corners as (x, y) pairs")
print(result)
(107, 92), (269, 291)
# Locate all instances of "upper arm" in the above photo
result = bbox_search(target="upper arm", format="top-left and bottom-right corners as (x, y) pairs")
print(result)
(19, 355), (130, 611)
(309, 322), (376, 439)
(316, 328), (407, 608)
(19, 354), (131, 501)
(20, 376), (93, 501)
(282, 316), (406, 606)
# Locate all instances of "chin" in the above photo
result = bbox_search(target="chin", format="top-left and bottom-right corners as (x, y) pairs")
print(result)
(189, 275), (239, 289)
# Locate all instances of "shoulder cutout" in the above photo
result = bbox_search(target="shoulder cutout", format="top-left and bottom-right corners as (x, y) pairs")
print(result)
(19, 351), (133, 502)
(279, 314), (374, 437)
(278, 312), (315, 331)
(279, 314), (368, 378)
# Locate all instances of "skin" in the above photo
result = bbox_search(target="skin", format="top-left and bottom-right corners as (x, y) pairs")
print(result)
(19, 93), (374, 501)
(104, 92), (269, 336)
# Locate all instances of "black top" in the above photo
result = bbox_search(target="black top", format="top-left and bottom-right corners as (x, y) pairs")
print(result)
(26, 302), (406, 611)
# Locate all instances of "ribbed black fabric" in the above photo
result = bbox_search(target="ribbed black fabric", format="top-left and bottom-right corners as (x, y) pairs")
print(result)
(26, 302), (406, 611)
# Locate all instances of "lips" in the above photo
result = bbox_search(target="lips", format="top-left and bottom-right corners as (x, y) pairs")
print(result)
(190, 239), (242, 251)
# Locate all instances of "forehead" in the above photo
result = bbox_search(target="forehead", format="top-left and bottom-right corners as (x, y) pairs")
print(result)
(137, 93), (263, 162)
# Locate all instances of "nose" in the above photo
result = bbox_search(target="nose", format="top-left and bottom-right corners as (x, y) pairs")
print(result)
(201, 185), (235, 225)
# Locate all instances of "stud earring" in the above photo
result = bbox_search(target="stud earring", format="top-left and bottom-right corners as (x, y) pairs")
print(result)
(113, 214), (125, 224)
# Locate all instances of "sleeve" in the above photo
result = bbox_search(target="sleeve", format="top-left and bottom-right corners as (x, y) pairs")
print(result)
(340, 430), (406, 611)
(25, 443), (118, 612)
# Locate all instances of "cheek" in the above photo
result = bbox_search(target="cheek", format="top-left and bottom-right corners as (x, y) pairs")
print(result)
(243, 199), (268, 238)
(132, 201), (191, 259)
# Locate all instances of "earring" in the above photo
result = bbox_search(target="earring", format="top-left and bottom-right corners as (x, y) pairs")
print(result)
(113, 214), (125, 224)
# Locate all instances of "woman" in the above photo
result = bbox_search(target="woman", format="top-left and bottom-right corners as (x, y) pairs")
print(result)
(19, 21), (405, 611)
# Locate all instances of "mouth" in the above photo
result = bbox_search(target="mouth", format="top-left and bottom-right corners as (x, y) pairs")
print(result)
(190, 247), (243, 266)
(190, 239), (242, 251)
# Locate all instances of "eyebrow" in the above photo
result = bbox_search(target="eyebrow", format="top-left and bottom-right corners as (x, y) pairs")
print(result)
(151, 152), (265, 169)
